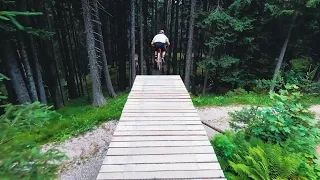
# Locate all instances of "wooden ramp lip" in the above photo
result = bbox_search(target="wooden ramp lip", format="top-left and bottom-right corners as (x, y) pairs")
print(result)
(97, 75), (224, 179)
(96, 170), (225, 180)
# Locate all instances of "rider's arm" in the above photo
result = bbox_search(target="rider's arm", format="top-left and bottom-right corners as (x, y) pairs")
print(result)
(165, 36), (170, 46)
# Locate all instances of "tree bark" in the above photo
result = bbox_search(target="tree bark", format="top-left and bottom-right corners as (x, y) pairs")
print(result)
(82, 0), (106, 107)
(270, 13), (297, 91)
(116, 0), (127, 91)
(16, 0), (45, 103)
(167, 0), (175, 74)
(31, 38), (47, 104)
(172, 0), (179, 75)
(139, 0), (144, 75)
(184, 0), (196, 91)
(34, 0), (64, 108)
(2, 40), (31, 104)
(55, 0), (79, 99)
(16, 34), (39, 102)
(178, 0), (184, 75)
(93, 0), (116, 98)
(154, 0), (158, 33)
(163, 0), (168, 30)
(130, 0), (136, 86)
(202, 69), (208, 96)
(143, 0), (151, 75)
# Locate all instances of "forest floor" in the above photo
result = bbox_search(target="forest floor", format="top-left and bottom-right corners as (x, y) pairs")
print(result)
(54, 105), (320, 180)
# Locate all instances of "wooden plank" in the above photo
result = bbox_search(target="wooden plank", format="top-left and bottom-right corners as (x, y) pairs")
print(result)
(126, 99), (191, 102)
(102, 154), (218, 164)
(116, 125), (204, 131)
(122, 109), (197, 113)
(129, 91), (187, 93)
(130, 91), (188, 94)
(123, 104), (195, 111)
(123, 105), (195, 110)
(131, 87), (187, 90)
(111, 135), (207, 141)
(120, 116), (200, 121)
(132, 84), (185, 87)
(109, 141), (210, 148)
(97, 170), (226, 179)
(129, 93), (188, 96)
(118, 121), (201, 125)
(99, 162), (221, 172)
(107, 146), (213, 155)
(113, 130), (207, 136)
(128, 96), (190, 99)
(125, 101), (193, 104)
(121, 113), (199, 117)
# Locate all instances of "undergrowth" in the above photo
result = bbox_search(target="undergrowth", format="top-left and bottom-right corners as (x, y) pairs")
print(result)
(192, 93), (320, 107)
(15, 93), (128, 145)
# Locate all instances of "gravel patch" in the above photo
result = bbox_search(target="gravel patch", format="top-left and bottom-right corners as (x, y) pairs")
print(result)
(42, 120), (118, 180)
(198, 105), (320, 139)
(198, 106), (247, 139)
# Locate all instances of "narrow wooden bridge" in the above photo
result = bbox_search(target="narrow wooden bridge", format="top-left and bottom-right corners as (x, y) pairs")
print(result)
(97, 75), (225, 179)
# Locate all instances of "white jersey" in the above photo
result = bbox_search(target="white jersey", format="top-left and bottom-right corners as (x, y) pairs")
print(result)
(152, 34), (169, 43)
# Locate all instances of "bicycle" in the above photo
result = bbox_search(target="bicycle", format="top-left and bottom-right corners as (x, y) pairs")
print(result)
(155, 47), (163, 70)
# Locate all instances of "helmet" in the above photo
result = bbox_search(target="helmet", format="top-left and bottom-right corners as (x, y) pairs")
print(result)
(159, 30), (164, 34)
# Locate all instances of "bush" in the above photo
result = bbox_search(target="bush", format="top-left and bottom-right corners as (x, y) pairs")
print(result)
(0, 74), (65, 179)
(212, 132), (320, 180)
(253, 69), (320, 95)
(226, 88), (248, 96)
(212, 84), (320, 180)
(230, 84), (320, 155)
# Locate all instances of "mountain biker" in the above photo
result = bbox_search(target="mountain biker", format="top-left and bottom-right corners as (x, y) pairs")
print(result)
(151, 30), (170, 62)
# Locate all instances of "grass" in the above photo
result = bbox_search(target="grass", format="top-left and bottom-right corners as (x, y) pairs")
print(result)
(192, 93), (320, 107)
(15, 93), (128, 145)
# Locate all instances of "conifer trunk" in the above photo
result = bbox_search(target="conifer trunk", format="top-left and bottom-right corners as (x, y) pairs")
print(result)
(184, 0), (196, 91)
(82, 0), (106, 107)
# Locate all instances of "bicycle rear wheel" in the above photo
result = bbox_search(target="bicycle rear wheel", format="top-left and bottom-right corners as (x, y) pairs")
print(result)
(157, 52), (161, 70)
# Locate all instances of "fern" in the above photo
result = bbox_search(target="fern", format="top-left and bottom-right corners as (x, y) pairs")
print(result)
(229, 146), (270, 180)
(212, 132), (312, 179)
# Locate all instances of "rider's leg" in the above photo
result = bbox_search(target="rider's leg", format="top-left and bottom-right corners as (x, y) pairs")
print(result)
(162, 51), (166, 62)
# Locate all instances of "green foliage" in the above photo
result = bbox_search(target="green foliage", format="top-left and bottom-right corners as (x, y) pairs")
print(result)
(200, 56), (245, 87)
(0, 74), (65, 179)
(192, 92), (320, 107)
(253, 68), (320, 94)
(18, 93), (128, 144)
(0, 74), (9, 100)
(0, 11), (42, 30)
(306, 0), (320, 8)
(291, 57), (311, 72)
(230, 85), (320, 155)
(226, 88), (248, 97)
(192, 93), (269, 107)
(0, 11), (54, 38)
(0, 82), (66, 179)
(212, 132), (320, 180)
(212, 85), (320, 179)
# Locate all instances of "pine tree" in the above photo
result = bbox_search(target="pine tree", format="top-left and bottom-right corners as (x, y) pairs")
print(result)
(82, 0), (106, 107)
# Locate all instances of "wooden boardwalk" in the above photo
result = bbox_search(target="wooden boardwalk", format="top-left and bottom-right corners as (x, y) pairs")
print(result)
(97, 75), (225, 179)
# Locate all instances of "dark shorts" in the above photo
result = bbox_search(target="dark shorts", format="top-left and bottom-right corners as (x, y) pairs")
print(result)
(154, 42), (167, 52)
